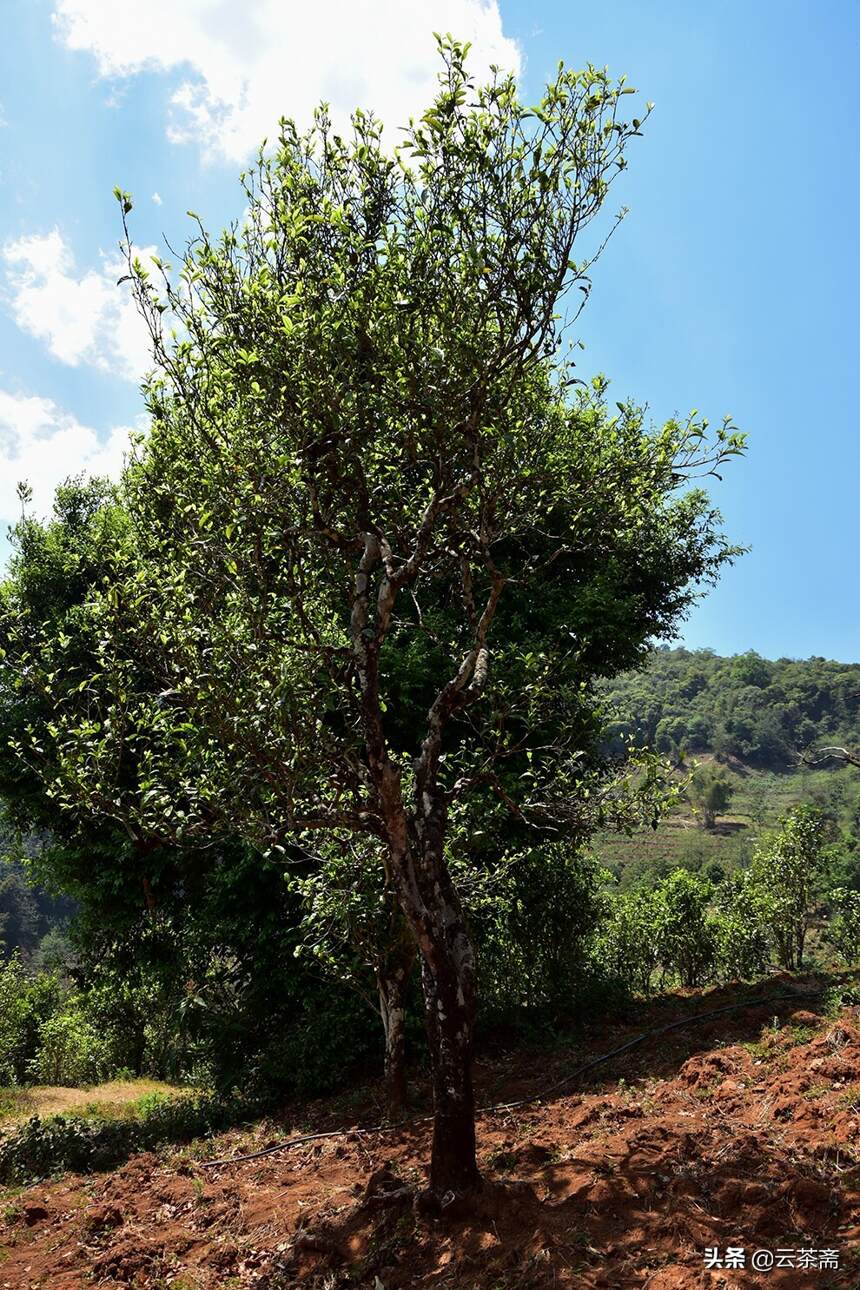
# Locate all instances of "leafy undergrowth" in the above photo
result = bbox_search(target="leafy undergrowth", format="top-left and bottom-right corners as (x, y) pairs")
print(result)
(2, 976), (860, 1288)
(0, 1089), (262, 1187)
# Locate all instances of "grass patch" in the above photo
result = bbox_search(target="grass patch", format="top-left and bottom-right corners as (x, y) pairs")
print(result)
(488, 1149), (517, 1173)
(836, 1085), (860, 1112)
(741, 1039), (771, 1061)
(788, 1025), (817, 1046)
(0, 1088), (262, 1184)
(803, 1084), (832, 1100)
(0, 1079), (186, 1127)
(0, 1090), (36, 1122)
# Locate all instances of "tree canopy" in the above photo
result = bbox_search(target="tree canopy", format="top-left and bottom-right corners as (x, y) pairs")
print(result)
(1, 41), (744, 1198)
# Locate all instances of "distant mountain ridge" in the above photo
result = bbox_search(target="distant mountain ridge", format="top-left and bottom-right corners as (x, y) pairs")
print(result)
(601, 647), (860, 769)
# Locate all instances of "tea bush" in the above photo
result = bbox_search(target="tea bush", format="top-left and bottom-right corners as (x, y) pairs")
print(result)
(29, 1000), (112, 1086)
(825, 887), (860, 966)
(711, 871), (772, 980)
(593, 887), (660, 996)
(652, 870), (716, 988)
(0, 956), (61, 1084)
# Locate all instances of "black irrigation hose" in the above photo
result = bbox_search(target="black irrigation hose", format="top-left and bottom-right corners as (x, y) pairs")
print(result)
(200, 986), (831, 1170)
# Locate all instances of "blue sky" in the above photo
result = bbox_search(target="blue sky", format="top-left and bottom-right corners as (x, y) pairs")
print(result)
(0, 1), (857, 661)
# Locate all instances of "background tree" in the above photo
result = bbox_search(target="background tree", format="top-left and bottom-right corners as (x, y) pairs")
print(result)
(750, 806), (827, 970)
(825, 886), (860, 966)
(688, 763), (734, 830)
(289, 837), (417, 1117)
(0, 482), (377, 1097)
(8, 43), (743, 1198)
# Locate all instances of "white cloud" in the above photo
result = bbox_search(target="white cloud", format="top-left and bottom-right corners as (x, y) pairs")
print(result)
(151, 192), (163, 206)
(0, 388), (135, 526)
(2, 229), (152, 383)
(52, 0), (521, 163)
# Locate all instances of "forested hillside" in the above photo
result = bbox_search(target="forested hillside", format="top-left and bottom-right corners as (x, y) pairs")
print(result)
(602, 647), (860, 767)
(0, 816), (74, 967)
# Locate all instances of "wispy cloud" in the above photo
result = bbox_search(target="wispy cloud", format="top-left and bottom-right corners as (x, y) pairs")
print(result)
(0, 387), (135, 526)
(2, 229), (153, 382)
(52, 0), (521, 163)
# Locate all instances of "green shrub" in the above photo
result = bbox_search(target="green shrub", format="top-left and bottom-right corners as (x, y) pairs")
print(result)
(711, 871), (772, 981)
(0, 956), (62, 1085)
(825, 887), (860, 966)
(652, 870), (716, 988)
(0, 1090), (261, 1184)
(476, 846), (608, 1019)
(0, 956), (34, 1084)
(750, 806), (827, 970)
(593, 887), (660, 996)
(29, 998), (111, 1086)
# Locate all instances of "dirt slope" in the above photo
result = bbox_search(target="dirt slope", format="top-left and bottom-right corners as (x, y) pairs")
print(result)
(2, 981), (859, 1288)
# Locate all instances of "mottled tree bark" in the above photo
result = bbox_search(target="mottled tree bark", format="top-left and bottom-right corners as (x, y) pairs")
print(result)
(418, 880), (480, 1195)
(380, 815), (482, 1194)
(351, 533), (500, 1196)
(402, 794), (482, 1195)
(377, 935), (415, 1119)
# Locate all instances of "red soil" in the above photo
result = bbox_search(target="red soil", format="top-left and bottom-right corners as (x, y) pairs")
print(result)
(2, 982), (859, 1288)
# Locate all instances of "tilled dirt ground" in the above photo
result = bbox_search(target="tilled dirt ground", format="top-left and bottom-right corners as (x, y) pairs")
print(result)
(2, 980), (859, 1288)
